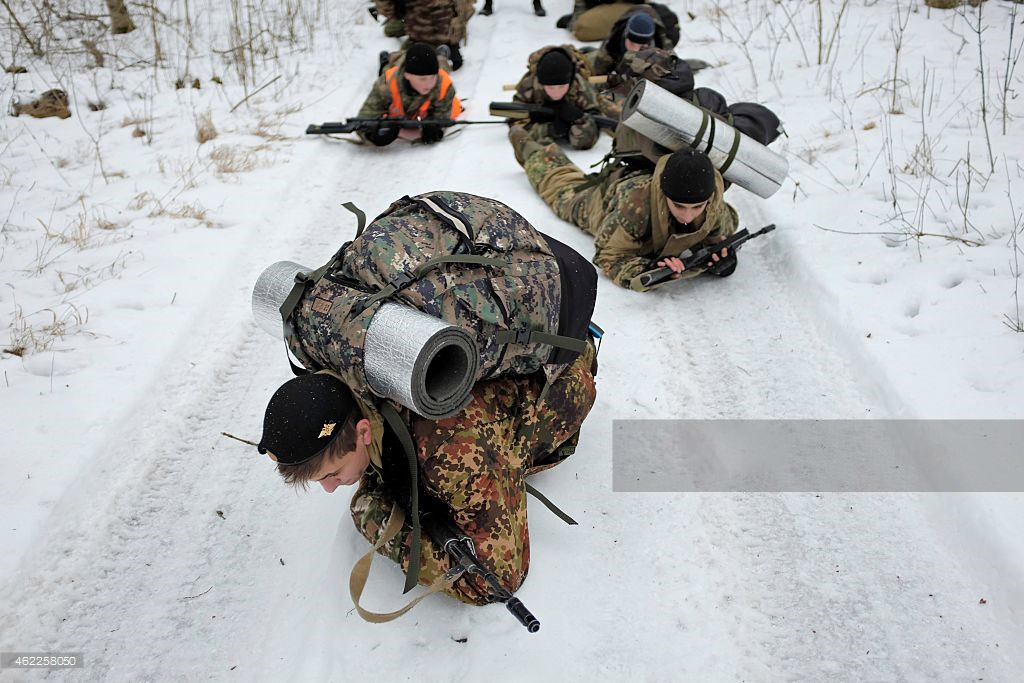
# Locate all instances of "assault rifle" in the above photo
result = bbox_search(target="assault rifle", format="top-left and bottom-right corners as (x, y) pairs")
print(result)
(637, 224), (776, 288)
(488, 101), (618, 131)
(306, 118), (505, 135)
(424, 513), (541, 633)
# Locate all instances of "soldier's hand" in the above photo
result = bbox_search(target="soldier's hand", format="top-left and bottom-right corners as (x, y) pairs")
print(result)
(420, 123), (444, 144)
(707, 247), (729, 267)
(528, 108), (555, 123)
(554, 100), (584, 123)
(363, 122), (399, 146)
(656, 256), (686, 278)
(398, 127), (422, 141)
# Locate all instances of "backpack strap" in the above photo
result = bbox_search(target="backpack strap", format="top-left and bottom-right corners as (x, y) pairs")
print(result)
(494, 329), (589, 354)
(525, 483), (578, 525)
(348, 502), (462, 623)
(379, 401), (424, 594)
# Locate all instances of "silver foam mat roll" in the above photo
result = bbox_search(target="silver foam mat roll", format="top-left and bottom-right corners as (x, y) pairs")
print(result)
(621, 80), (789, 198)
(252, 261), (311, 338)
(364, 302), (479, 420)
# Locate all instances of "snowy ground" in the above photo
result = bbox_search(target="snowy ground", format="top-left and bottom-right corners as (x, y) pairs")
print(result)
(1, 0), (1023, 680)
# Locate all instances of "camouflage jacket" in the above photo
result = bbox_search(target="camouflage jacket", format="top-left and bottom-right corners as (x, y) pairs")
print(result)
(592, 155), (738, 290)
(512, 46), (605, 150)
(356, 54), (460, 122)
(349, 341), (598, 605)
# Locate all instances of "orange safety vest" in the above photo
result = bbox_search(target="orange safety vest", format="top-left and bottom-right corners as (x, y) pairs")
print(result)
(385, 67), (463, 120)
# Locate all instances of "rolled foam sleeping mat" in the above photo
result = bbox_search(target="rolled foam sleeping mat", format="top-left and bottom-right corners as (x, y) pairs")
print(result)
(252, 260), (311, 338)
(363, 302), (479, 420)
(621, 80), (789, 198)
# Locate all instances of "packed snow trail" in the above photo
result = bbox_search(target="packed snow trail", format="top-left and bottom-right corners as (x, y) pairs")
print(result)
(1, 6), (1021, 682)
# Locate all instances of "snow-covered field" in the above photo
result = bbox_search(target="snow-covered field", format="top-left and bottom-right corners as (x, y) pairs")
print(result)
(1, 0), (1022, 680)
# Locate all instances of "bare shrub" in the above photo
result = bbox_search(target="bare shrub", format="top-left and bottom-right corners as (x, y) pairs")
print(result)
(195, 111), (217, 144)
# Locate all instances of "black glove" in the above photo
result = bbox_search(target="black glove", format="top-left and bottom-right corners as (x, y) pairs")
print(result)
(420, 123), (444, 144)
(528, 107), (555, 124)
(363, 122), (399, 146)
(705, 251), (738, 277)
(553, 100), (584, 123)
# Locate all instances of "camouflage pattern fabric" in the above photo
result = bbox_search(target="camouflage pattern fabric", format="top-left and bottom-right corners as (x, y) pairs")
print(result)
(10, 89), (71, 119)
(350, 341), (598, 605)
(513, 134), (737, 291)
(356, 52), (459, 122)
(404, 0), (474, 45)
(511, 45), (609, 150)
(587, 5), (675, 76)
(289, 191), (579, 403)
(604, 46), (692, 98)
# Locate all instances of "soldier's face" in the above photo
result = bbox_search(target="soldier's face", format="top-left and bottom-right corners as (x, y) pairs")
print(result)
(313, 419), (373, 493)
(624, 38), (649, 52)
(405, 73), (438, 95)
(666, 198), (709, 225)
(543, 84), (570, 101)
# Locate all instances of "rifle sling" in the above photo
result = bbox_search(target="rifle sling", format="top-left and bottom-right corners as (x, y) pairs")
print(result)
(348, 502), (460, 623)
(380, 401), (423, 594)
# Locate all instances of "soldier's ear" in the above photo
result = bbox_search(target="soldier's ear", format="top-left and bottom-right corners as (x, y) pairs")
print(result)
(356, 418), (373, 445)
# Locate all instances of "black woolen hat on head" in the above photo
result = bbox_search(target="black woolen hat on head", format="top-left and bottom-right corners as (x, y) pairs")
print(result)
(404, 42), (439, 76)
(258, 373), (355, 466)
(624, 12), (656, 44)
(537, 50), (575, 86)
(660, 148), (717, 204)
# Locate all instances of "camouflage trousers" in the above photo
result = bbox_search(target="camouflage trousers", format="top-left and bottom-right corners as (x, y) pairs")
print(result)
(522, 141), (606, 238)
(350, 341), (598, 605)
(404, 0), (474, 45)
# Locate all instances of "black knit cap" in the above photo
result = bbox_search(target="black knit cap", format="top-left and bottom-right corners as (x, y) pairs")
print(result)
(404, 42), (439, 76)
(660, 148), (716, 204)
(537, 50), (575, 86)
(257, 373), (356, 466)
(624, 12), (656, 44)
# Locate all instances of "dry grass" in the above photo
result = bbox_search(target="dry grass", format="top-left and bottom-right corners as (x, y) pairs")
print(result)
(195, 111), (217, 144)
(6, 302), (89, 357)
(208, 144), (268, 174)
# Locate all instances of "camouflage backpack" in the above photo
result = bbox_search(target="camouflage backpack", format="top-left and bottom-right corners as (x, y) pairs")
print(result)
(281, 191), (598, 405)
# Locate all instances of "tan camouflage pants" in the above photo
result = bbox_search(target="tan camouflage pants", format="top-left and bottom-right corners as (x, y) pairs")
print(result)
(523, 143), (606, 237)
(350, 341), (597, 605)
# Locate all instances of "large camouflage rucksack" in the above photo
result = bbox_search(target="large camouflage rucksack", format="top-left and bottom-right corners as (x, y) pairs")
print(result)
(281, 191), (597, 404)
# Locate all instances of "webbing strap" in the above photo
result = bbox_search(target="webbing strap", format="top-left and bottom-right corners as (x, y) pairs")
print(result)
(413, 195), (474, 243)
(342, 202), (367, 238)
(415, 253), (506, 277)
(494, 329), (588, 354)
(718, 128), (742, 175)
(525, 483), (578, 525)
(348, 502), (459, 623)
(380, 402), (422, 594)
(690, 107), (710, 149)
